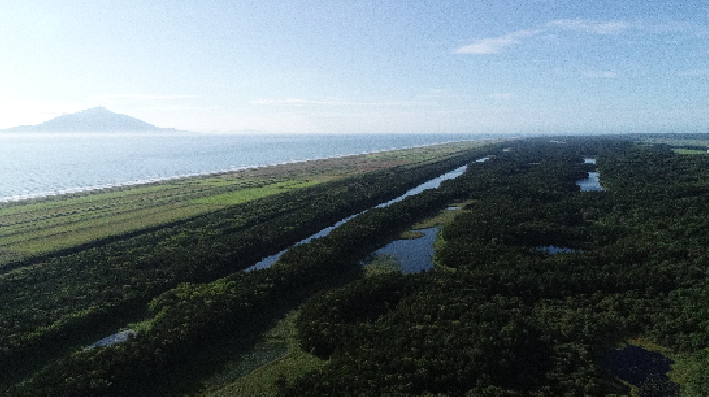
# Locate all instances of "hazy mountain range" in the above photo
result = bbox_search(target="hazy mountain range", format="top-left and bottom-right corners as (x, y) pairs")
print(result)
(1, 107), (184, 133)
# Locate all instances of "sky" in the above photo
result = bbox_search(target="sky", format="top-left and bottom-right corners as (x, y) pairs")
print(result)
(0, 0), (707, 134)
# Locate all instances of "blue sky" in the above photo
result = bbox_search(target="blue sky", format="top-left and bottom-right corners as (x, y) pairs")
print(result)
(1, 0), (707, 134)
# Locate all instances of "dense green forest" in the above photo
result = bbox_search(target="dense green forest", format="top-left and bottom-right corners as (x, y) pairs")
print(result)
(282, 138), (709, 395)
(0, 144), (491, 391)
(4, 136), (709, 395)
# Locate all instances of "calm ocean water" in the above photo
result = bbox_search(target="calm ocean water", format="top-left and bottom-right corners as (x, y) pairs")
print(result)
(0, 132), (505, 202)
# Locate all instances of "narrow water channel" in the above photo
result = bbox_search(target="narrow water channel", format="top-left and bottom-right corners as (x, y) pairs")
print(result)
(577, 158), (604, 191)
(244, 162), (477, 272)
(537, 245), (583, 254)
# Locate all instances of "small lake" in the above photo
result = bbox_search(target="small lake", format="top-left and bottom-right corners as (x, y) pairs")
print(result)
(86, 329), (136, 349)
(577, 158), (604, 191)
(369, 227), (438, 274)
(601, 345), (679, 395)
(577, 172), (604, 192)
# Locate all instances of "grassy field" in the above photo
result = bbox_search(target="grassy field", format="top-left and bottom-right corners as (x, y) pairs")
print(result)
(640, 138), (709, 148)
(672, 149), (709, 155)
(200, 309), (326, 397)
(191, 180), (321, 204)
(0, 179), (290, 258)
(0, 141), (492, 268)
(200, 250), (412, 396)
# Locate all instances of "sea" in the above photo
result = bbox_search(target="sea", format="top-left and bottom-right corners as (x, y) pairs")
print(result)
(0, 132), (514, 202)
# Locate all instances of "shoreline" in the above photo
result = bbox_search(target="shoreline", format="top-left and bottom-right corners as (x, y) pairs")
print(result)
(0, 139), (496, 205)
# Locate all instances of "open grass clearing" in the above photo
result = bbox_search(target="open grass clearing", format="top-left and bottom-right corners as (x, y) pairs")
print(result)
(0, 179), (305, 258)
(200, 309), (326, 397)
(191, 180), (320, 205)
(0, 184), (190, 216)
(407, 199), (475, 231)
(362, 253), (403, 276)
(2, 203), (215, 254)
(672, 149), (709, 155)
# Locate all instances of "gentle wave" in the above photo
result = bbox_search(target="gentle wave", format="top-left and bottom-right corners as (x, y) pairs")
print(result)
(0, 135), (492, 203)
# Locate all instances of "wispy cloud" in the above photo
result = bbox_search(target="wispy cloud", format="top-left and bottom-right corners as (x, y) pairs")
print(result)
(415, 89), (456, 100)
(546, 19), (630, 34)
(489, 93), (515, 99)
(251, 98), (433, 106)
(96, 94), (198, 99)
(584, 71), (617, 78)
(678, 69), (709, 77)
(456, 19), (632, 55)
(456, 29), (542, 54)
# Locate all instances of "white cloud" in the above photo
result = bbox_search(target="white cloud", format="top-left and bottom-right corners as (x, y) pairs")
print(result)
(456, 29), (542, 54)
(96, 94), (198, 100)
(456, 19), (632, 55)
(547, 19), (630, 34)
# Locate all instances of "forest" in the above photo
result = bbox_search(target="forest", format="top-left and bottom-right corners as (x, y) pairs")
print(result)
(0, 141), (491, 392)
(3, 135), (709, 395)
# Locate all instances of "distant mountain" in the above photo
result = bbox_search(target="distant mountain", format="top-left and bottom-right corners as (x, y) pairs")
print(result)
(2, 107), (184, 133)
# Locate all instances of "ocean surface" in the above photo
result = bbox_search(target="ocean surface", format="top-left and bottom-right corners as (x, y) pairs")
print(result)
(0, 132), (506, 202)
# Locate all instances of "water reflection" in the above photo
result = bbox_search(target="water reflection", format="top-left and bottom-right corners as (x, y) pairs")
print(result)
(245, 162), (479, 272)
(577, 172), (604, 192)
(368, 227), (438, 274)
(537, 245), (583, 254)
(376, 165), (468, 208)
(601, 345), (678, 395)
(86, 329), (136, 349)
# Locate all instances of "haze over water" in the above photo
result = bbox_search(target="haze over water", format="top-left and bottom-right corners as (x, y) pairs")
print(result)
(0, 133), (501, 202)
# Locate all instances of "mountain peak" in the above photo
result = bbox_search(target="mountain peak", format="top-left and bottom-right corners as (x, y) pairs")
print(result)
(2, 107), (183, 133)
(80, 106), (113, 113)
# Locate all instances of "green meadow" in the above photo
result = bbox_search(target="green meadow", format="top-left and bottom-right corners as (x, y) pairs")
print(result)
(672, 148), (709, 155)
(192, 180), (321, 205)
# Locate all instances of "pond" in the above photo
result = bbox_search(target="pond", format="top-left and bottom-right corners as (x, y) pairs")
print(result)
(577, 172), (604, 192)
(366, 227), (439, 274)
(577, 158), (604, 192)
(601, 345), (679, 395)
(86, 329), (136, 350)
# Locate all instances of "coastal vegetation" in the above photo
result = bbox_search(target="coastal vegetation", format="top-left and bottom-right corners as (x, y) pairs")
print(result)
(0, 141), (484, 267)
(3, 135), (709, 395)
(0, 140), (492, 390)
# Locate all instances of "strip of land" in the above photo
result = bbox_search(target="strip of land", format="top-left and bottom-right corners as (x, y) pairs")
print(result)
(9, 136), (709, 395)
(0, 139), (497, 390)
(0, 140), (493, 268)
